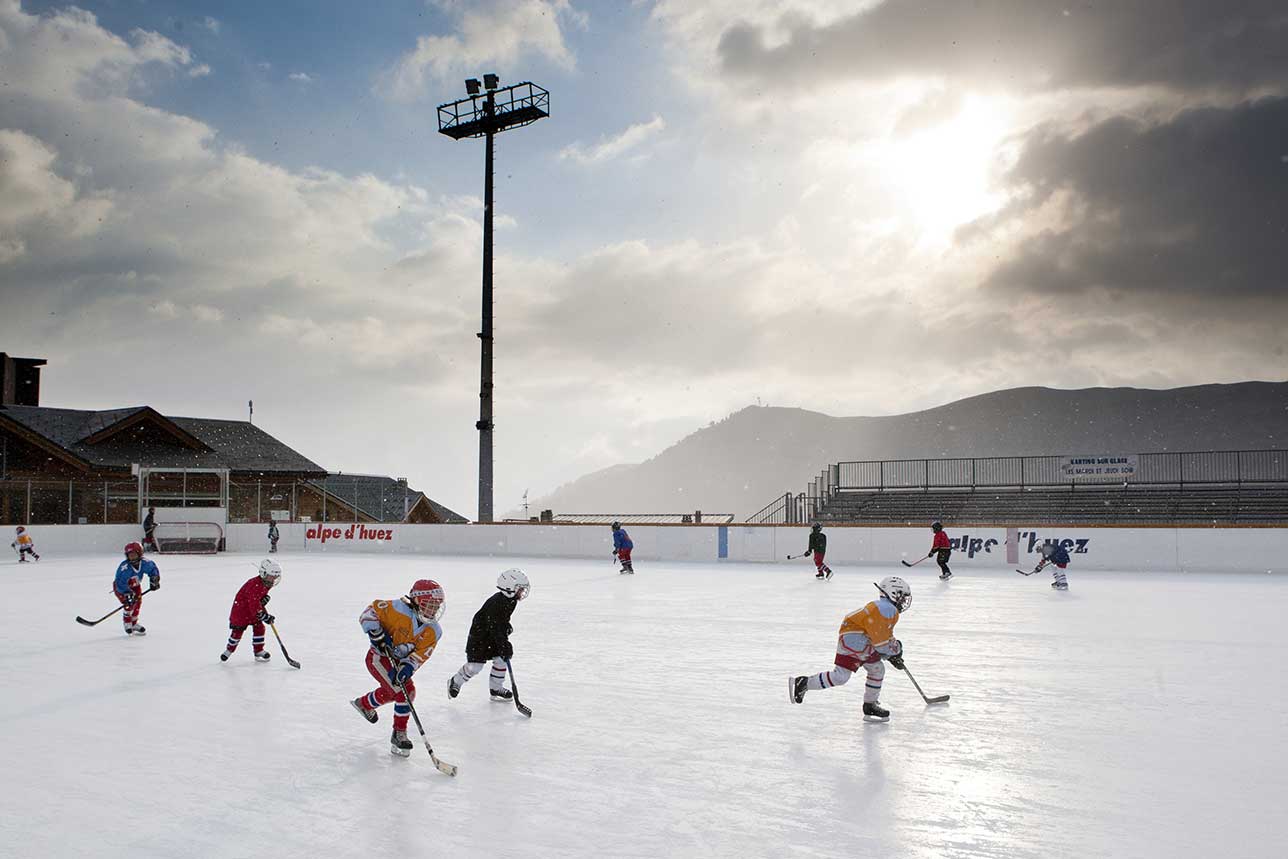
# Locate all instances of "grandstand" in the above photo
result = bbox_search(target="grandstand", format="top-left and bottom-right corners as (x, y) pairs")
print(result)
(750, 450), (1288, 526)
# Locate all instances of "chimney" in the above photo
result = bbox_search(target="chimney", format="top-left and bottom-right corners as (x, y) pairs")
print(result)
(0, 353), (47, 406)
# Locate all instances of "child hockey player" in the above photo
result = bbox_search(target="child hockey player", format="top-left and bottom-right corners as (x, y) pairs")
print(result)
(267, 519), (280, 554)
(611, 521), (634, 574)
(113, 542), (160, 636)
(142, 507), (158, 552)
(449, 569), (530, 702)
(1025, 541), (1071, 590)
(11, 526), (39, 562)
(789, 576), (912, 721)
(928, 521), (952, 580)
(351, 579), (445, 757)
(804, 522), (831, 579)
(221, 560), (281, 662)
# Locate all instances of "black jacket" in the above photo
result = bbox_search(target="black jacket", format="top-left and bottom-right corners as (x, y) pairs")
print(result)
(466, 592), (518, 662)
(808, 531), (826, 554)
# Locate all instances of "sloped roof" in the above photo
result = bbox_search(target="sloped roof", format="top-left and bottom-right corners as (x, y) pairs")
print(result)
(0, 405), (325, 475)
(318, 473), (469, 523)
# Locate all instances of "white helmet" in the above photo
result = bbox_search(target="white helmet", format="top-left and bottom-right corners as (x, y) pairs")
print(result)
(497, 568), (531, 600)
(1039, 541), (1055, 556)
(258, 559), (282, 586)
(15, 526), (25, 534)
(876, 576), (912, 612)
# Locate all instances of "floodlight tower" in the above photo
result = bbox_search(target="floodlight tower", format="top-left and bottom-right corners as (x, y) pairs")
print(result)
(438, 76), (549, 523)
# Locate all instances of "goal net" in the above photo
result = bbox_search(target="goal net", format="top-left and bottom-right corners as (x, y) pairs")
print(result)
(154, 521), (224, 554)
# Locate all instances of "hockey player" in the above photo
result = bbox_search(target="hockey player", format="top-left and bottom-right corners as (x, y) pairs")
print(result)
(611, 521), (634, 574)
(449, 569), (530, 702)
(351, 579), (445, 757)
(142, 507), (158, 553)
(1028, 541), (1071, 590)
(221, 560), (281, 662)
(789, 576), (912, 721)
(267, 519), (280, 554)
(928, 521), (952, 580)
(11, 526), (39, 562)
(804, 522), (831, 579)
(113, 542), (160, 636)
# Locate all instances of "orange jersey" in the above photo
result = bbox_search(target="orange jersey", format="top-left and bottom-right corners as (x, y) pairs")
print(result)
(13, 534), (33, 548)
(838, 598), (900, 647)
(359, 598), (441, 669)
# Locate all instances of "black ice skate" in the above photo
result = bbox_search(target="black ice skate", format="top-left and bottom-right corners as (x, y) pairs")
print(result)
(862, 701), (890, 722)
(254, 650), (271, 662)
(448, 675), (462, 699)
(127, 624), (147, 636)
(824, 566), (833, 580)
(815, 570), (825, 579)
(490, 688), (514, 702)
(390, 729), (413, 757)
(219, 650), (232, 662)
(1052, 580), (1069, 591)
(351, 697), (378, 724)
(789, 675), (808, 704)
(939, 571), (953, 581)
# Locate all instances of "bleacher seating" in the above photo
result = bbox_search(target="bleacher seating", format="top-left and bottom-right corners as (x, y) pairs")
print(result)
(815, 485), (1288, 526)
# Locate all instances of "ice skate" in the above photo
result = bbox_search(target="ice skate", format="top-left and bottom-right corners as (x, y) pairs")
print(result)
(1052, 580), (1069, 591)
(824, 566), (833, 580)
(351, 697), (378, 724)
(939, 571), (953, 581)
(789, 675), (808, 704)
(862, 701), (890, 722)
(219, 649), (233, 662)
(254, 650), (271, 662)
(815, 570), (825, 579)
(448, 675), (462, 699)
(126, 624), (147, 636)
(490, 687), (514, 702)
(390, 729), (413, 757)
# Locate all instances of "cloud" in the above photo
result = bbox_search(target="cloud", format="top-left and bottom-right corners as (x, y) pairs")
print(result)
(380, 0), (581, 101)
(559, 116), (665, 164)
(188, 63), (212, 78)
(288, 71), (313, 83)
(976, 96), (1288, 303)
(202, 16), (220, 35)
(714, 1), (1288, 95)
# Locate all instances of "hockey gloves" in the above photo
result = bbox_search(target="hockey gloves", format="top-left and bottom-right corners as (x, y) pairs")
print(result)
(392, 660), (415, 686)
(257, 609), (276, 625)
(150, 577), (160, 590)
(888, 654), (906, 671)
(501, 640), (514, 659)
(367, 627), (394, 658)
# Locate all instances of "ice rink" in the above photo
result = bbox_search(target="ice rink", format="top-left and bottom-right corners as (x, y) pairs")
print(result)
(4, 552), (1285, 858)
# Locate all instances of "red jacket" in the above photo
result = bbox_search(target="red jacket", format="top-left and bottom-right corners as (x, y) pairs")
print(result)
(931, 531), (951, 551)
(229, 576), (272, 626)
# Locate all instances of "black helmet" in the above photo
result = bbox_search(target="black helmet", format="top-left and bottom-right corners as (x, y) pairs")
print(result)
(811, 522), (821, 531)
(931, 520), (942, 532)
(611, 521), (621, 530)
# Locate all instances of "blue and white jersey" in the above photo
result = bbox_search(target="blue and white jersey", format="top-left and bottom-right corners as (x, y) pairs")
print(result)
(612, 528), (633, 551)
(1042, 543), (1071, 565)
(114, 558), (160, 594)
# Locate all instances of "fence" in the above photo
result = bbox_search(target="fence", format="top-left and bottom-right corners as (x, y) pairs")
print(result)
(0, 477), (420, 526)
(832, 450), (1288, 492)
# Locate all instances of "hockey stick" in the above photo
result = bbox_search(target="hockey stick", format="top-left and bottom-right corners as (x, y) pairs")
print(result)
(76, 585), (157, 627)
(268, 623), (301, 669)
(1016, 562), (1047, 576)
(901, 556), (930, 568)
(902, 664), (949, 705)
(503, 658), (533, 718)
(393, 676), (457, 777)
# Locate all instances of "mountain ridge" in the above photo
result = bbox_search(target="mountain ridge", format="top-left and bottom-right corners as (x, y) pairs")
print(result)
(526, 381), (1288, 518)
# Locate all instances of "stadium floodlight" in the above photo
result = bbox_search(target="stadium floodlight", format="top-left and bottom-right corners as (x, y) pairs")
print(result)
(465, 78), (481, 95)
(437, 79), (550, 523)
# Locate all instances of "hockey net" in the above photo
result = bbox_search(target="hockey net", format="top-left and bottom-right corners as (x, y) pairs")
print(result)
(153, 522), (224, 554)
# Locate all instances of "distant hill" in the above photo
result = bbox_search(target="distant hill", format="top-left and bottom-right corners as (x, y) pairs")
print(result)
(528, 382), (1288, 518)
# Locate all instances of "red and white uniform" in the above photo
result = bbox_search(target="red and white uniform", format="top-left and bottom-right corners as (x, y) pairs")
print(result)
(225, 575), (272, 656)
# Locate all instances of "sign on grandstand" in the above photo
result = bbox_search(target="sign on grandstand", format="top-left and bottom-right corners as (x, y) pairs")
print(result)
(1058, 455), (1138, 482)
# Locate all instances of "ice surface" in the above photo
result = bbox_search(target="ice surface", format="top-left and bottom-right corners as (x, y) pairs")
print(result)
(6, 553), (1286, 858)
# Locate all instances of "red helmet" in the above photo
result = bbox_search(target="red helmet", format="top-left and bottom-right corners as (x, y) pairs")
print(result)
(124, 542), (144, 560)
(407, 579), (445, 622)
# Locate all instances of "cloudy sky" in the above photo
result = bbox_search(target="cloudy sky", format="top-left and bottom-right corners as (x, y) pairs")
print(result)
(1, 0), (1286, 519)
